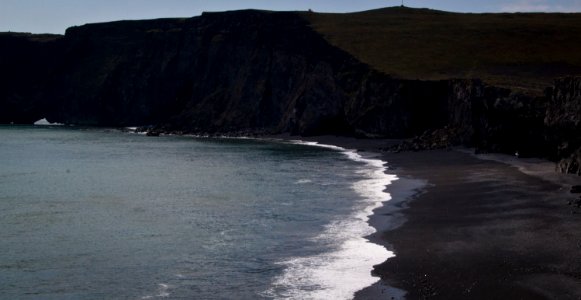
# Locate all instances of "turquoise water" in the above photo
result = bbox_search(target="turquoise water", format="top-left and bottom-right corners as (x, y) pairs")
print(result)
(0, 126), (394, 299)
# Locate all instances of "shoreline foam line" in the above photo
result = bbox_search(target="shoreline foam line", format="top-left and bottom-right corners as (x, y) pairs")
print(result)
(113, 131), (399, 298)
(84, 130), (399, 298)
(264, 140), (398, 300)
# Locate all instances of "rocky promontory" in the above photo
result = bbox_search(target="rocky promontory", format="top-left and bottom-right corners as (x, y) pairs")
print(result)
(1, 9), (581, 174)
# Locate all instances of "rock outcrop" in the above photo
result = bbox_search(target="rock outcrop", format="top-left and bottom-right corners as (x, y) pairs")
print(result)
(547, 77), (581, 174)
(389, 79), (548, 157)
(447, 79), (548, 157)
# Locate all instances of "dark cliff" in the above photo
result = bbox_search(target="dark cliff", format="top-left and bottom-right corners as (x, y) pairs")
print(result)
(391, 77), (581, 175)
(5, 10), (449, 138)
(0, 33), (62, 123)
(448, 77), (581, 174)
(1, 10), (581, 174)
(447, 79), (548, 157)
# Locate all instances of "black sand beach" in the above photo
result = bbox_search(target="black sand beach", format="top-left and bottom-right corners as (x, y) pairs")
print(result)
(371, 150), (581, 299)
(292, 136), (581, 299)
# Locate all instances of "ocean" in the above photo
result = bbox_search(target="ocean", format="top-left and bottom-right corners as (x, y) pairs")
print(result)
(0, 126), (396, 299)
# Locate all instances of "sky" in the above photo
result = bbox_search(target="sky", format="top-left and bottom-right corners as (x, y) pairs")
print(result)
(1, 0), (581, 34)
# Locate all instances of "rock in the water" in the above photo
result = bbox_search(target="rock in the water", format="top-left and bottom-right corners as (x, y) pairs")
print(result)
(145, 130), (161, 137)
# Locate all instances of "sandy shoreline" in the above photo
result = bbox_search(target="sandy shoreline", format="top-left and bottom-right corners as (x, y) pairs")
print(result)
(129, 132), (581, 298)
(282, 135), (581, 299)
(369, 149), (581, 299)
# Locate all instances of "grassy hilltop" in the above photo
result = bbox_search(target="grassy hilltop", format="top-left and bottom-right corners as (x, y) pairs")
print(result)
(303, 6), (581, 94)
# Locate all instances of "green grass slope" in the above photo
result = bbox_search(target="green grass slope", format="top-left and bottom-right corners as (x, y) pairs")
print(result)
(303, 6), (581, 94)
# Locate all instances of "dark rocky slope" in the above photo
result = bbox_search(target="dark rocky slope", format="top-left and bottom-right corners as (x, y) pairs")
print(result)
(1, 10), (581, 173)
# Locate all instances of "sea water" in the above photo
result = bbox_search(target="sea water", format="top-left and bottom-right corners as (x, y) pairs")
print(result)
(0, 126), (396, 299)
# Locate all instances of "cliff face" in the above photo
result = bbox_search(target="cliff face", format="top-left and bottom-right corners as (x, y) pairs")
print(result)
(447, 80), (548, 157)
(445, 76), (581, 174)
(44, 18), (194, 126)
(37, 10), (449, 137)
(0, 33), (62, 123)
(1, 10), (581, 173)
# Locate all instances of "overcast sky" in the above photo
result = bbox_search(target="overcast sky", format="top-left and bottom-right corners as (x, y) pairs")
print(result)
(2, 0), (581, 34)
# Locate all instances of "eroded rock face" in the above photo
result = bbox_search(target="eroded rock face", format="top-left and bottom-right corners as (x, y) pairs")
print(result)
(546, 77), (581, 174)
(546, 77), (581, 132)
(448, 79), (548, 156)
(558, 148), (581, 175)
(443, 76), (581, 174)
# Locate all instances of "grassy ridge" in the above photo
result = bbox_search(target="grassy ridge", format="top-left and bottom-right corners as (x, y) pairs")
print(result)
(303, 7), (581, 94)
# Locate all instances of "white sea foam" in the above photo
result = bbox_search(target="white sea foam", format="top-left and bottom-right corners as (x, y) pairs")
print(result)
(264, 140), (398, 300)
(295, 179), (313, 184)
(141, 283), (171, 299)
(33, 118), (63, 126)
